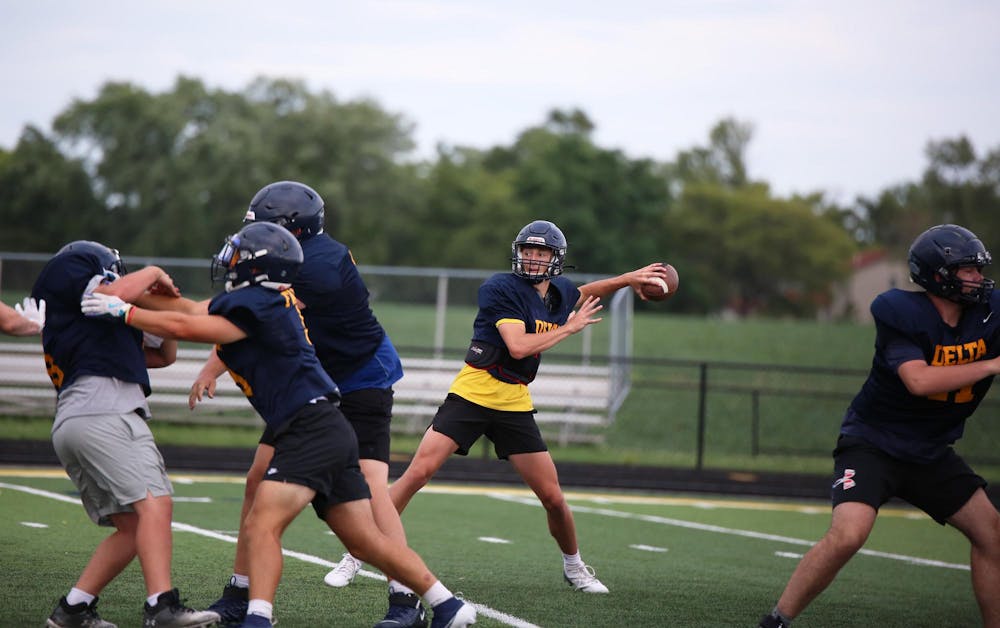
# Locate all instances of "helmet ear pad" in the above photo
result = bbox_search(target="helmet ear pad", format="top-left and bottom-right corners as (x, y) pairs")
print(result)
(511, 220), (567, 283)
(908, 224), (994, 305)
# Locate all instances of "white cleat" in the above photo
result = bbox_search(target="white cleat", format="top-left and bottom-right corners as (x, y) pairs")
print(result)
(563, 563), (610, 593)
(323, 552), (362, 588)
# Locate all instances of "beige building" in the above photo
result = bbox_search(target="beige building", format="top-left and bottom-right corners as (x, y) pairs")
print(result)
(828, 249), (916, 323)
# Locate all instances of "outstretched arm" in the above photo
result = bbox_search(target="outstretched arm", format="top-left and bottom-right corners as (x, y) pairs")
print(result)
(0, 299), (44, 336)
(498, 295), (603, 359)
(577, 262), (672, 305)
(82, 292), (246, 345)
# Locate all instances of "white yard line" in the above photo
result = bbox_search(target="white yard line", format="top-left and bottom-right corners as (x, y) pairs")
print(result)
(488, 492), (971, 571)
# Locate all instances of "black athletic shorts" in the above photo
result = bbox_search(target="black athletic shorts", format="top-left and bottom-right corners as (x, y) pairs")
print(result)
(430, 393), (547, 459)
(260, 388), (393, 464)
(830, 434), (986, 524)
(264, 400), (371, 520)
(339, 388), (393, 463)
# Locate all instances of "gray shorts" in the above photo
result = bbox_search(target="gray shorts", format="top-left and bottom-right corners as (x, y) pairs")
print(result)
(52, 412), (173, 526)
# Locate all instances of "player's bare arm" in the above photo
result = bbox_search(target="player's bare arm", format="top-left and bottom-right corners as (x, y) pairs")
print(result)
(128, 309), (246, 345)
(897, 356), (1000, 397)
(0, 299), (44, 336)
(498, 295), (603, 359)
(95, 266), (181, 302)
(189, 350), (228, 409)
(144, 336), (178, 369)
(136, 293), (209, 315)
(577, 262), (671, 305)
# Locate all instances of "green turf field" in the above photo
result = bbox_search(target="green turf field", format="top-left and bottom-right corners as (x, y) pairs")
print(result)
(1, 468), (980, 627)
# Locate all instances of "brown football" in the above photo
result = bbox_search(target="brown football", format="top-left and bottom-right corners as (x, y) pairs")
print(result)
(641, 263), (679, 301)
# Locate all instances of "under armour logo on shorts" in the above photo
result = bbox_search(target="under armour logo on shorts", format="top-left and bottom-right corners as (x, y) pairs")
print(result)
(832, 468), (856, 490)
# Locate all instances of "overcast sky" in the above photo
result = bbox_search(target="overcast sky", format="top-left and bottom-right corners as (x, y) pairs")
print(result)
(3, 1), (998, 202)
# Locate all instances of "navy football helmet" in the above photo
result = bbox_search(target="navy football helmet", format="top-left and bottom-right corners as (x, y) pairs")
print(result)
(211, 222), (304, 292)
(56, 240), (127, 277)
(243, 180), (325, 239)
(908, 224), (994, 305)
(511, 220), (568, 283)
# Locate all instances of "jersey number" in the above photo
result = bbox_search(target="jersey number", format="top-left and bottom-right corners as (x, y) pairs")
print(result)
(928, 386), (974, 404)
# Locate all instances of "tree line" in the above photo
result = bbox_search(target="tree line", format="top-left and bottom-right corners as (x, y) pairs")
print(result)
(2, 76), (998, 317)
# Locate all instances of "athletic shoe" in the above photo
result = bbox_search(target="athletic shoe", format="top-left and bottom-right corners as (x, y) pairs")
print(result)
(758, 614), (789, 628)
(206, 581), (248, 627)
(429, 598), (476, 628)
(323, 552), (362, 587)
(563, 563), (610, 593)
(47, 596), (117, 627)
(142, 588), (220, 627)
(373, 591), (428, 628)
(237, 614), (272, 628)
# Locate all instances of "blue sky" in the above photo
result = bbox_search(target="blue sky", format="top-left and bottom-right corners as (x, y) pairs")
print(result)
(2, 1), (998, 202)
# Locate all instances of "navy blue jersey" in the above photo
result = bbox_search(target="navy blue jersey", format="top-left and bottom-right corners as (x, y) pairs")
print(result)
(464, 273), (580, 385)
(843, 288), (1000, 462)
(294, 234), (386, 382)
(209, 286), (339, 430)
(31, 250), (149, 395)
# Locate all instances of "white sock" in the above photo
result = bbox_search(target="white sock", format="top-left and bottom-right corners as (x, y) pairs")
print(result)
(147, 591), (166, 607)
(66, 588), (95, 606)
(231, 573), (250, 589)
(388, 580), (416, 596)
(563, 551), (583, 568)
(247, 599), (273, 620)
(422, 581), (453, 608)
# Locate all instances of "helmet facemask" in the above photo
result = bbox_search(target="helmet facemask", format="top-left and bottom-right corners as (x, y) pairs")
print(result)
(510, 220), (568, 284)
(512, 243), (564, 283)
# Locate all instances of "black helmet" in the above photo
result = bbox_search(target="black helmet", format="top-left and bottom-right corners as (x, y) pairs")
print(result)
(244, 180), (325, 239)
(908, 224), (994, 305)
(212, 222), (304, 292)
(56, 240), (127, 276)
(511, 220), (567, 283)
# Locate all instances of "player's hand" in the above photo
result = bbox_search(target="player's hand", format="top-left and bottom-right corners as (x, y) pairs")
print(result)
(566, 295), (603, 333)
(15, 297), (45, 331)
(81, 292), (133, 320)
(188, 375), (217, 410)
(149, 273), (181, 297)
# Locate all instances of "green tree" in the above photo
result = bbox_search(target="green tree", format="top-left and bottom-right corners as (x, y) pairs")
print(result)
(47, 76), (420, 260)
(0, 127), (102, 252)
(669, 184), (855, 316)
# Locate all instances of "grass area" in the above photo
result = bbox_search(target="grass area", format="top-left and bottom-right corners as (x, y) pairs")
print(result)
(1, 470), (983, 627)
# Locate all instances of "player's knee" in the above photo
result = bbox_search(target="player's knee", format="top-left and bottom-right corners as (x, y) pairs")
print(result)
(826, 525), (869, 553)
(536, 488), (566, 513)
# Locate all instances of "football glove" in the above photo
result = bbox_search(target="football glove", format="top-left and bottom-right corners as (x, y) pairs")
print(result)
(14, 297), (45, 329)
(81, 292), (133, 321)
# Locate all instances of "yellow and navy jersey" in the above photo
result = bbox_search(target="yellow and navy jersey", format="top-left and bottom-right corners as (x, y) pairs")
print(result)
(843, 288), (1000, 462)
(450, 273), (580, 411)
(295, 234), (393, 386)
(32, 250), (148, 395)
(210, 286), (339, 430)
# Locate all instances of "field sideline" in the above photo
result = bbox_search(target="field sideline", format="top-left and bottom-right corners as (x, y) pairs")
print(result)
(1, 467), (980, 627)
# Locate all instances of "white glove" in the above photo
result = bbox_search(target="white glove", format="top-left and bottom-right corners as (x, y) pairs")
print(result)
(81, 292), (133, 320)
(15, 297), (45, 329)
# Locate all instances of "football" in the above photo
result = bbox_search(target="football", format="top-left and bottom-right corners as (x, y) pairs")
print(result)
(641, 263), (679, 302)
